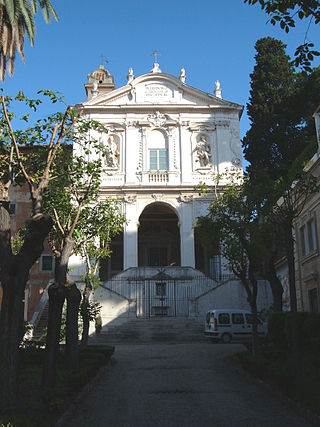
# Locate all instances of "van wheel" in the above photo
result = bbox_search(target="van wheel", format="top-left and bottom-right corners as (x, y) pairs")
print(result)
(221, 333), (232, 344)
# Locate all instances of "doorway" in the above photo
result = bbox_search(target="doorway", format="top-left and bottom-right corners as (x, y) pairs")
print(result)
(138, 203), (180, 267)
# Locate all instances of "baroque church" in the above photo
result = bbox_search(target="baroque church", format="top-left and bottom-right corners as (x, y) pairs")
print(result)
(70, 60), (272, 325)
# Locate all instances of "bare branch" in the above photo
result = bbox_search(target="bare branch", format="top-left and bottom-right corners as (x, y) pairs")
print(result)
(1, 95), (32, 187)
(40, 107), (72, 188)
(53, 207), (65, 236)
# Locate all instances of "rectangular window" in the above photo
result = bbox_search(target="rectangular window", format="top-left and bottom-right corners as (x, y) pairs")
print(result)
(245, 314), (263, 325)
(307, 219), (316, 253)
(308, 288), (319, 312)
(232, 313), (244, 324)
(218, 313), (230, 324)
(300, 225), (306, 256)
(155, 282), (166, 297)
(209, 255), (221, 280)
(40, 255), (54, 272)
(149, 149), (168, 171)
(300, 219), (317, 257)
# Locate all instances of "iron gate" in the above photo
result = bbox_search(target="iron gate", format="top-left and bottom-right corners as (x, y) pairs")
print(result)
(102, 275), (220, 318)
(136, 279), (190, 317)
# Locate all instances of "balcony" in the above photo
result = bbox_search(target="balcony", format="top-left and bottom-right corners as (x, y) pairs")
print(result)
(148, 171), (169, 183)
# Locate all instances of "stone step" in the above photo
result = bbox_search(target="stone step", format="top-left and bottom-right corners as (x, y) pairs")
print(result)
(32, 303), (49, 340)
(89, 317), (206, 344)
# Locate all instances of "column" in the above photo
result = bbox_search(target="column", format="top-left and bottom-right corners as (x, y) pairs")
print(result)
(125, 125), (140, 184)
(179, 124), (192, 185)
(123, 200), (138, 269)
(179, 200), (195, 267)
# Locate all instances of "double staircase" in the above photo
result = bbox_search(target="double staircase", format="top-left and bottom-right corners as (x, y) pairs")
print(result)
(88, 316), (206, 345)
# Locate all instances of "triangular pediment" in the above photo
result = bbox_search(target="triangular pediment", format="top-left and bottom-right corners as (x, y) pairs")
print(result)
(82, 72), (242, 113)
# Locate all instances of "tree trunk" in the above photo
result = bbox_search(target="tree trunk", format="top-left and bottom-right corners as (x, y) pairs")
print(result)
(284, 222), (300, 372)
(42, 237), (78, 384)
(0, 275), (26, 414)
(65, 284), (81, 370)
(250, 297), (259, 357)
(261, 252), (283, 311)
(80, 278), (92, 349)
(248, 265), (259, 357)
(42, 283), (66, 387)
(0, 212), (52, 413)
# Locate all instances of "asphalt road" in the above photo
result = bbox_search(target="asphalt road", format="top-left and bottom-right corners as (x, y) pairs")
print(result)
(62, 342), (315, 427)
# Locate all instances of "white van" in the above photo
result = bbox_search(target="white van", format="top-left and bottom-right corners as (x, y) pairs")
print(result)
(204, 309), (267, 343)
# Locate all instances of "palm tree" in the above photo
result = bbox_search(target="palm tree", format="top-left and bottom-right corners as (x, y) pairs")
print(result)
(0, 0), (58, 81)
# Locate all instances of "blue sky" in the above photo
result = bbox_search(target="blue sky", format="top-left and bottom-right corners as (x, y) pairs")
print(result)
(2, 0), (320, 162)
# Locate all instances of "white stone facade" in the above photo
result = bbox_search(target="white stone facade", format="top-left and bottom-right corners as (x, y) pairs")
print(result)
(74, 63), (244, 274)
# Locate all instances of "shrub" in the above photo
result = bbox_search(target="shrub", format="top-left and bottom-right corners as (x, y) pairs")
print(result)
(268, 311), (320, 357)
(268, 311), (288, 350)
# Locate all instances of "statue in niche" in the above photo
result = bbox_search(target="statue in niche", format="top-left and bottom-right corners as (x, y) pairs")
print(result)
(195, 135), (211, 167)
(106, 135), (119, 168)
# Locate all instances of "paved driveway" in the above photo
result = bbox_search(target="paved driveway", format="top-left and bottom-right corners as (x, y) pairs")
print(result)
(62, 343), (314, 427)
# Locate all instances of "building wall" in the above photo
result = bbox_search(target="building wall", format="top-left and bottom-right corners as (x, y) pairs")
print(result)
(5, 184), (54, 321)
(75, 66), (244, 274)
(294, 152), (320, 312)
(276, 109), (320, 313)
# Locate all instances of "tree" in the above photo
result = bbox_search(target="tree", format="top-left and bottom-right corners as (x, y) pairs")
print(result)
(0, 90), (104, 413)
(41, 133), (125, 385)
(245, 0), (320, 71)
(243, 37), (304, 180)
(243, 37), (320, 369)
(0, 0), (58, 81)
(196, 176), (271, 355)
(0, 90), (73, 414)
(76, 201), (126, 348)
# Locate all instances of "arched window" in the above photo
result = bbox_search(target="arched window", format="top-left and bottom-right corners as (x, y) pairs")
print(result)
(148, 130), (168, 171)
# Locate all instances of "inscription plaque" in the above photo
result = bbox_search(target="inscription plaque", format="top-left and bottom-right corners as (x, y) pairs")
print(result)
(144, 85), (171, 98)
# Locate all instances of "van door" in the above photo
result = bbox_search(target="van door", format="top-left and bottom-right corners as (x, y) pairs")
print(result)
(231, 312), (249, 340)
(245, 313), (267, 338)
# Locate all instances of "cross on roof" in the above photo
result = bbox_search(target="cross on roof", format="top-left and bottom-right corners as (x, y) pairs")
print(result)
(100, 54), (109, 67)
(150, 50), (161, 64)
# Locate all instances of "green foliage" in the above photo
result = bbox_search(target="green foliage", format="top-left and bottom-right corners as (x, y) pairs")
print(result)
(75, 200), (126, 260)
(267, 311), (288, 350)
(80, 300), (102, 323)
(232, 344), (320, 415)
(268, 311), (320, 357)
(243, 37), (320, 241)
(233, 310), (320, 415)
(40, 303), (84, 343)
(243, 37), (312, 182)
(0, 89), (75, 189)
(95, 315), (102, 331)
(244, 0), (320, 72)
(11, 225), (28, 254)
(195, 174), (275, 280)
(0, 0), (58, 80)
(0, 346), (114, 426)
(194, 216), (219, 256)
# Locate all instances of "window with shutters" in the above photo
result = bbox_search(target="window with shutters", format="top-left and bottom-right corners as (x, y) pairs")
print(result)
(148, 130), (168, 171)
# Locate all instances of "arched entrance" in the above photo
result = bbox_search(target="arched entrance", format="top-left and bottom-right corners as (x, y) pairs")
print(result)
(138, 202), (180, 267)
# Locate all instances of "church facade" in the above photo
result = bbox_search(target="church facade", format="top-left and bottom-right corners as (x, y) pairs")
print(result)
(71, 61), (272, 325)
(74, 61), (243, 276)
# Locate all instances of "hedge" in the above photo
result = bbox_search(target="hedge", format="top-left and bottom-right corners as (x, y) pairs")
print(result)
(268, 311), (320, 357)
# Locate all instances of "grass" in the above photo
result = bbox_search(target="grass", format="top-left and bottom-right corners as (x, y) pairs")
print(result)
(0, 345), (114, 427)
(230, 345), (320, 416)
